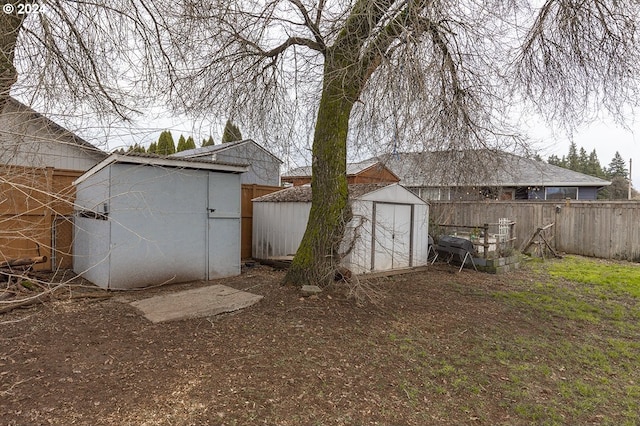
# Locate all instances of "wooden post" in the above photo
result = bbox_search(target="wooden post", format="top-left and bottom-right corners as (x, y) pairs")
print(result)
(483, 223), (489, 259)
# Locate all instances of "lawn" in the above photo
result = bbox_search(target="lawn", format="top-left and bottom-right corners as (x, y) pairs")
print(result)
(1, 255), (639, 425)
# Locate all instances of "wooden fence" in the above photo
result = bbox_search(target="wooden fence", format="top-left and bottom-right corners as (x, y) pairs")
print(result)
(430, 200), (640, 262)
(241, 184), (281, 259)
(1, 166), (81, 270)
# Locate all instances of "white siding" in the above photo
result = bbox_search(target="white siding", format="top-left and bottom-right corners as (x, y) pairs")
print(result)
(0, 101), (104, 171)
(252, 202), (311, 259)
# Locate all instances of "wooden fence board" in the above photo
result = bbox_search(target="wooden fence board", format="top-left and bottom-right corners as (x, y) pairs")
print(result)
(0, 166), (82, 270)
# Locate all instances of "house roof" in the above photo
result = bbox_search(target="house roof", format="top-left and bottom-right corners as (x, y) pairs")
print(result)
(282, 159), (399, 179)
(3, 97), (106, 156)
(253, 183), (395, 202)
(74, 152), (248, 185)
(170, 139), (283, 163)
(374, 151), (611, 188)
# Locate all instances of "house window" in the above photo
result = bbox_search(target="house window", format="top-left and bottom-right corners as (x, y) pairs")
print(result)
(545, 187), (578, 200)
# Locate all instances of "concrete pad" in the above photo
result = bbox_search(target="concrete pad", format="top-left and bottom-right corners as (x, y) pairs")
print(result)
(130, 285), (263, 323)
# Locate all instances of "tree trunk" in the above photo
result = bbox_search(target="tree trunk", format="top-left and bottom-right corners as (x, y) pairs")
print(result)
(0, 2), (25, 105)
(283, 55), (357, 287)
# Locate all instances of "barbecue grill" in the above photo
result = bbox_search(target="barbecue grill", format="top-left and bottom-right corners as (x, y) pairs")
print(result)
(435, 235), (478, 272)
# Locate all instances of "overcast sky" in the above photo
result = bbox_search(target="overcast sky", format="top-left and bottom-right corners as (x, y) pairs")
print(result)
(524, 117), (639, 188)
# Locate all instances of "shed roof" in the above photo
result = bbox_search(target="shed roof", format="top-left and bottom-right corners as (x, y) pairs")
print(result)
(375, 151), (611, 188)
(74, 152), (248, 185)
(170, 139), (283, 163)
(253, 183), (399, 202)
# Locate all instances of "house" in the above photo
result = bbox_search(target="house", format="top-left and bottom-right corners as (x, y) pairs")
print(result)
(171, 139), (282, 186)
(73, 153), (247, 289)
(373, 151), (611, 201)
(282, 159), (400, 187)
(252, 183), (429, 274)
(0, 97), (107, 269)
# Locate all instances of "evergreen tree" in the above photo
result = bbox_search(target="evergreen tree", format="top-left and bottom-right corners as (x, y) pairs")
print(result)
(577, 147), (589, 174)
(221, 119), (243, 143)
(147, 142), (157, 154)
(607, 151), (628, 178)
(202, 135), (215, 147)
(548, 154), (562, 166)
(586, 149), (605, 178)
(176, 134), (187, 152)
(156, 130), (176, 155)
(126, 143), (146, 154)
(185, 136), (196, 150)
(567, 141), (579, 171)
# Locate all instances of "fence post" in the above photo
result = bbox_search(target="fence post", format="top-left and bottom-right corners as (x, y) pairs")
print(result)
(483, 223), (489, 259)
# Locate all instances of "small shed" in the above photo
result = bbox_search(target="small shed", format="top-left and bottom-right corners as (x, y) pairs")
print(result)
(252, 183), (429, 274)
(73, 153), (247, 289)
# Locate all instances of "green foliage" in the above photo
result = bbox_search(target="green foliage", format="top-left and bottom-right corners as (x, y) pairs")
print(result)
(221, 119), (243, 143)
(126, 143), (146, 154)
(548, 154), (567, 168)
(202, 135), (215, 147)
(176, 134), (187, 152)
(607, 151), (628, 179)
(185, 136), (196, 150)
(156, 130), (176, 155)
(586, 149), (605, 178)
(147, 142), (157, 154)
(567, 141), (579, 171)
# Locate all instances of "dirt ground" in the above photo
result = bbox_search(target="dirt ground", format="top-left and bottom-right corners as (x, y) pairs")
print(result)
(0, 261), (629, 425)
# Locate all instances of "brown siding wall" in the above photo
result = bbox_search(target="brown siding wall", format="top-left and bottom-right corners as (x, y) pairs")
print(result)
(241, 184), (282, 259)
(430, 200), (640, 262)
(351, 166), (400, 184)
(0, 165), (81, 270)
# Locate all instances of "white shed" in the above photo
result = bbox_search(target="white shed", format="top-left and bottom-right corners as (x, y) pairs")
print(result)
(73, 153), (247, 289)
(252, 183), (429, 274)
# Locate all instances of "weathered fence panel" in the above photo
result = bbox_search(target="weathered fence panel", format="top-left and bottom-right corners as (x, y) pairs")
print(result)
(430, 201), (640, 262)
(1, 166), (81, 270)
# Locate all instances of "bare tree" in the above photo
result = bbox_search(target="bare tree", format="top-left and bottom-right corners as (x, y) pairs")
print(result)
(2, 1), (640, 288)
(156, 0), (640, 286)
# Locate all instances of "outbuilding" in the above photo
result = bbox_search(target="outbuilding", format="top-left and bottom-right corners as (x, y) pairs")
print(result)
(73, 153), (247, 289)
(252, 183), (429, 274)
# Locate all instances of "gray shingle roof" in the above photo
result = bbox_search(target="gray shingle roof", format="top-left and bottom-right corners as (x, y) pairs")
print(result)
(374, 151), (610, 188)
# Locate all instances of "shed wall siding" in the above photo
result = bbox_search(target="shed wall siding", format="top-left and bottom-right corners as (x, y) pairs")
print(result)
(252, 202), (311, 259)
(73, 216), (111, 288)
(74, 163), (242, 289)
(216, 143), (280, 186)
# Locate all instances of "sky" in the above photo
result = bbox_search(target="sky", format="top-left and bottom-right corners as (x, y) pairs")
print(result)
(523, 118), (639, 189)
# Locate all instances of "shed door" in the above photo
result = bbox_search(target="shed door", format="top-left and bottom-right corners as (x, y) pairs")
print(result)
(372, 203), (412, 271)
(207, 173), (241, 279)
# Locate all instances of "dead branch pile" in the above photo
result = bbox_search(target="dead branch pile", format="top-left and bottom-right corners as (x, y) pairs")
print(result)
(0, 264), (110, 315)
